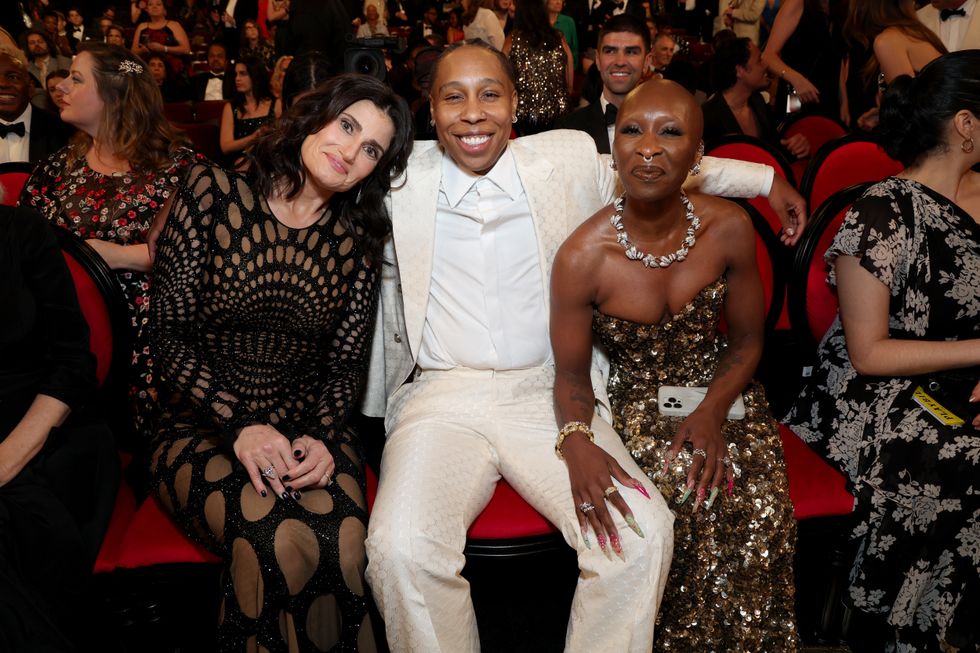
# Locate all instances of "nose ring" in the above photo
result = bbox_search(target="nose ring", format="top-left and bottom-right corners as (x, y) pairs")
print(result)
(642, 154), (654, 163)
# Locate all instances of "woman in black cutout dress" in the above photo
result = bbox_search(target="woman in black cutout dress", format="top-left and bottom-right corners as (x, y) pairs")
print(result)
(149, 74), (413, 651)
(551, 79), (798, 651)
(220, 56), (281, 167)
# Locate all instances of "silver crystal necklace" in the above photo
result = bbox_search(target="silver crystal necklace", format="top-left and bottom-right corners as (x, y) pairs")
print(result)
(610, 191), (701, 268)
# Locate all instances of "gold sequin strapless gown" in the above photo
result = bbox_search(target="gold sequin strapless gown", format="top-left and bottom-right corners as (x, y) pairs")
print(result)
(593, 277), (800, 652)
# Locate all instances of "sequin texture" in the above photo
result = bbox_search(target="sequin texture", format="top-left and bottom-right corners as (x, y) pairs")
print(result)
(509, 31), (569, 129)
(593, 277), (800, 652)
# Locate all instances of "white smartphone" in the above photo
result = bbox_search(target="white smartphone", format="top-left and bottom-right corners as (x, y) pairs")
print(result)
(657, 386), (746, 420)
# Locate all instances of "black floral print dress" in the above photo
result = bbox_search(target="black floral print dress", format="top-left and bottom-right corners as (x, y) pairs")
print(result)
(785, 177), (980, 652)
(19, 146), (204, 439)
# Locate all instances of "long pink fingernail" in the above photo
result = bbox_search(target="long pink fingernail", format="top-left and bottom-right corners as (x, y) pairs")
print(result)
(727, 478), (735, 497)
(610, 533), (626, 562)
(633, 481), (650, 499)
(694, 487), (706, 511)
(596, 533), (611, 560)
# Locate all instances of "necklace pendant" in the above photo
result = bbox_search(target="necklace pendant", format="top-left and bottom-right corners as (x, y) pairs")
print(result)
(610, 191), (702, 270)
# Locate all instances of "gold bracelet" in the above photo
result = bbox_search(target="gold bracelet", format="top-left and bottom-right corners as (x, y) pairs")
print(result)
(555, 421), (594, 459)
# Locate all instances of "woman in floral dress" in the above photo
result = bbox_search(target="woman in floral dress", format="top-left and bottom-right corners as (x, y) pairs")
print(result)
(786, 51), (980, 652)
(20, 43), (203, 439)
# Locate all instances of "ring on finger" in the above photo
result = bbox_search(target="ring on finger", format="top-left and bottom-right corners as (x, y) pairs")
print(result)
(603, 485), (618, 498)
(721, 456), (732, 467)
(579, 501), (596, 514)
(261, 465), (276, 479)
(692, 448), (707, 459)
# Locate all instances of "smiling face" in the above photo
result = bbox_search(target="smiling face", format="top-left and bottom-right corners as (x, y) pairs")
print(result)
(57, 51), (106, 136)
(430, 46), (517, 176)
(736, 41), (769, 92)
(0, 55), (32, 122)
(613, 80), (702, 202)
(300, 99), (396, 197)
(597, 31), (651, 102)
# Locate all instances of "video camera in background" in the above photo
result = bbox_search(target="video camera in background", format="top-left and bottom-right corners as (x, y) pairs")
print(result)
(343, 36), (408, 82)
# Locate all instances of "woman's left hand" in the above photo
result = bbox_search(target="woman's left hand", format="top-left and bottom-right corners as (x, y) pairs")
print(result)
(971, 380), (980, 428)
(146, 41), (166, 53)
(666, 411), (735, 511)
(283, 435), (336, 491)
(85, 239), (151, 272)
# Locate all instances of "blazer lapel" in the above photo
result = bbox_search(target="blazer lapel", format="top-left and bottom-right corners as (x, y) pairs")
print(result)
(391, 143), (442, 359)
(590, 102), (611, 155)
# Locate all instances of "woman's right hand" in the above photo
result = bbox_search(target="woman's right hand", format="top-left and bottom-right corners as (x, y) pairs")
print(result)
(233, 424), (298, 499)
(666, 410), (734, 510)
(789, 72), (820, 104)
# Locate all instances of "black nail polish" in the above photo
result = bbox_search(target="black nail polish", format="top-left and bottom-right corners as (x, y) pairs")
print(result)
(281, 491), (289, 500)
(282, 474), (291, 481)
(285, 485), (293, 492)
(293, 450), (302, 457)
(292, 491), (302, 501)
(260, 490), (267, 497)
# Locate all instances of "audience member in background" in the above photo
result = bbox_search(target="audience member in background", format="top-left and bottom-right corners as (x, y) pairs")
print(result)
(649, 32), (675, 76)
(21, 29), (72, 110)
(716, 0), (766, 43)
(785, 51), (980, 653)
(505, 0), (573, 134)
(240, 18), (276, 69)
(66, 6), (90, 53)
(146, 52), (190, 102)
(94, 16), (113, 40)
(357, 4), (391, 37)
(703, 36), (810, 159)
(279, 50), (332, 108)
(220, 56), (281, 164)
(45, 68), (70, 112)
(20, 43), (203, 442)
(762, 0), (847, 121)
(269, 54), (293, 99)
(557, 15), (650, 155)
(411, 5), (445, 46)
(0, 199), (119, 653)
(190, 41), (232, 101)
(548, 0), (579, 69)
(131, 0), (192, 75)
(41, 9), (74, 57)
(494, 0), (515, 34)
(463, 0), (506, 50)
(387, 0), (412, 28)
(148, 73), (413, 652)
(447, 7), (467, 42)
(918, 0), (980, 51)
(0, 53), (70, 165)
(552, 76), (799, 652)
(105, 24), (127, 47)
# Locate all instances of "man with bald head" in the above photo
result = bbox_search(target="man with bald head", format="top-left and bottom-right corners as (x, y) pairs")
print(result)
(0, 52), (70, 165)
(360, 39), (806, 651)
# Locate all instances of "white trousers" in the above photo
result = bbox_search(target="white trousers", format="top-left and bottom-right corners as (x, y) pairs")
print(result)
(365, 367), (674, 653)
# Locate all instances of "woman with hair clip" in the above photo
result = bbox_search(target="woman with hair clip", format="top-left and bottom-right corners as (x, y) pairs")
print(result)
(504, 0), (573, 134)
(149, 73), (414, 651)
(20, 42), (203, 443)
(220, 55), (281, 165)
(786, 50), (980, 652)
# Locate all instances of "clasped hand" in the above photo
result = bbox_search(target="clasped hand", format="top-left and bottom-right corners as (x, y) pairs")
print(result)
(233, 425), (335, 500)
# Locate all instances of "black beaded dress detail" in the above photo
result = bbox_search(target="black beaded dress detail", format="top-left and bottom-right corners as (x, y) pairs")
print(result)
(149, 164), (379, 652)
(593, 277), (800, 651)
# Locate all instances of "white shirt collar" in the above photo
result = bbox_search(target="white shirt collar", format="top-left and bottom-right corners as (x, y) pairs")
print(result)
(0, 104), (32, 133)
(441, 145), (523, 207)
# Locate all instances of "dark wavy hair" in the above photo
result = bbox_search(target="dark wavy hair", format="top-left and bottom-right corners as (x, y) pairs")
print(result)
(231, 55), (274, 113)
(248, 74), (414, 259)
(710, 36), (751, 93)
(66, 42), (190, 170)
(879, 51), (980, 168)
(598, 14), (650, 53)
(281, 51), (335, 109)
(18, 28), (59, 62)
(844, 0), (947, 83)
(512, 0), (561, 50)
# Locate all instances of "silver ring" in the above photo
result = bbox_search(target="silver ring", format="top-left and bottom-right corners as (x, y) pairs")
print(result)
(721, 457), (732, 467)
(261, 465), (276, 479)
(642, 154), (653, 163)
(579, 501), (596, 514)
(691, 448), (707, 459)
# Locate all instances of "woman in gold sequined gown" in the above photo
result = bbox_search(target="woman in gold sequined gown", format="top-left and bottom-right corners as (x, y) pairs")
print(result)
(550, 79), (799, 650)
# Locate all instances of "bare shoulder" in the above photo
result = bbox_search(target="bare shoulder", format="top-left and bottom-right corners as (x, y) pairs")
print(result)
(554, 203), (617, 272)
(688, 192), (754, 244)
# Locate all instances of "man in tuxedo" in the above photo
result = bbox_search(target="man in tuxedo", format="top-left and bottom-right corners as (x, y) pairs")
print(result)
(19, 29), (72, 114)
(918, 0), (980, 51)
(0, 53), (70, 165)
(190, 42), (233, 101)
(362, 40), (806, 653)
(557, 15), (650, 154)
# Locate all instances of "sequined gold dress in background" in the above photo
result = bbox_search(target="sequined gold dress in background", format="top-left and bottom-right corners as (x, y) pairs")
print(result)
(509, 31), (568, 134)
(593, 277), (800, 651)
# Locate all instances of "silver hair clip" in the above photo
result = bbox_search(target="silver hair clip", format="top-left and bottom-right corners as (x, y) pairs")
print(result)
(118, 60), (144, 75)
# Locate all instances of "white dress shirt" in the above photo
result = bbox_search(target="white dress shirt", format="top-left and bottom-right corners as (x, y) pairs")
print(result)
(417, 148), (551, 371)
(0, 104), (32, 164)
(938, 0), (976, 51)
(204, 75), (225, 101)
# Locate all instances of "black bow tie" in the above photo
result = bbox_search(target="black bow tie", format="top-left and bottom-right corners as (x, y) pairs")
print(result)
(940, 7), (966, 20)
(604, 102), (618, 126)
(210, 72), (224, 79)
(0, 122), (26, 138)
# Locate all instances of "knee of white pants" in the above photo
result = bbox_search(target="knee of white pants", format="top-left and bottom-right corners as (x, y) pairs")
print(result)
(365, 515), (466, 590)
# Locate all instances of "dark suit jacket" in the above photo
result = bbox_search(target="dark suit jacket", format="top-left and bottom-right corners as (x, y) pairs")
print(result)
(556, 100), (610, 154)
(27, 108), (71, 165)
(701, 91), (783, 153)
(190, 72), (234, 102)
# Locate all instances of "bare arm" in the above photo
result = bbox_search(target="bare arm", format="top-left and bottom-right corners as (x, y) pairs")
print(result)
(836, 255), (980, 376)
(219, 101), (261, 154)
(84, 240), (151, 271)
(0, 395), (69, 486)
(562, 34), (574, 93)
(761, 0), (820, 102)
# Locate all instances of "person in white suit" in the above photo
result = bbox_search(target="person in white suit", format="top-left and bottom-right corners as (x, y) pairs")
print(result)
(918, 0), (980, 51)
(361, 39), (807, 652)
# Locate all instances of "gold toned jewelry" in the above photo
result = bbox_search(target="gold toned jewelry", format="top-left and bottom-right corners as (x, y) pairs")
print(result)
(603, 485), (618, 497)
(963, 137), (975, 153)
(555, 421), (594, 459)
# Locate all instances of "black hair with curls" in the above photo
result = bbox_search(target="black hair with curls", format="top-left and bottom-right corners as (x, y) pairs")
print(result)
(710, 36), (751, 94)
(248, 73), (414, 259)
(231, 55), (274, 113)
(879, 50), (980, 168)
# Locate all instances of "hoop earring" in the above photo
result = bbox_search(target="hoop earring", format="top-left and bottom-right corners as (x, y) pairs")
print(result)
(690, 140), (705, 176)
(963, 137), (975, 153)
(512, 115), (518, 124)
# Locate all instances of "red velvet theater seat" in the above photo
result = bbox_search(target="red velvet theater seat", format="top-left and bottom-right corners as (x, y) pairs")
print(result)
(779, 425), (853, 520)
(0, 161), (33, 206)
(779, 114), (849, 184)
(801, 134), (904, 217)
